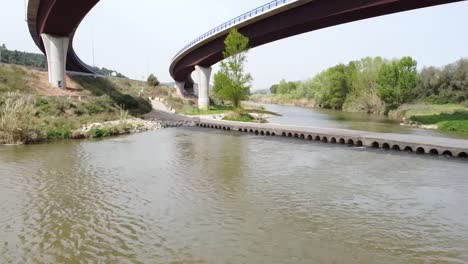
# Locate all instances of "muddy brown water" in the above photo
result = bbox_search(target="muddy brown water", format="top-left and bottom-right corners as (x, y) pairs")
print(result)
(1, 124), (468, 263)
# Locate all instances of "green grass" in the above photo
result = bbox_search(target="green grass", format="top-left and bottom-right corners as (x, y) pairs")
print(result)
(244, 108), (281, 116)
(391, 103), (468, 134)
(88, 127), (112, 138)
(46, 127), (72, 140)
(0, 65), (30, 93)
(182, 105), (234, 115)
(404, 104), (468, 118)
(438, 120), (468, 133)
(223, 112), (254, 122)
(410, 110), (468, 125)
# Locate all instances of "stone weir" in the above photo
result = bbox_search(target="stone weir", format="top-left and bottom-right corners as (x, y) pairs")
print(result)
(195, 118), (468, 159)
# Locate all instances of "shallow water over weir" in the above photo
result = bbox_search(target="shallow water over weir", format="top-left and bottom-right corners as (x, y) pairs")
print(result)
(1, 127), (468, 263)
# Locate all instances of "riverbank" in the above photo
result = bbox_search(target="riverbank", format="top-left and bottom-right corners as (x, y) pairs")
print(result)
(390, 103), (468, 133)
(157, 96), (280, 123)
(0, 64), (186, 145)
(250, 94), (316, 108)
(250, 94), (468, 135)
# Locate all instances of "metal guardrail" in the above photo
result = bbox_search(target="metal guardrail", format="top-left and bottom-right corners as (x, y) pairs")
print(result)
(172, 0), (293, 62)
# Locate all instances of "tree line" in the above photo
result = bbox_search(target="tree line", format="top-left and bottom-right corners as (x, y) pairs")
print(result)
(270, 57), (468, 114)
(1, 44), (127, 78)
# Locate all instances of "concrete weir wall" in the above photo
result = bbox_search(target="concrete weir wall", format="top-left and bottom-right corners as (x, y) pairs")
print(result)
(195, 119), (468, 159)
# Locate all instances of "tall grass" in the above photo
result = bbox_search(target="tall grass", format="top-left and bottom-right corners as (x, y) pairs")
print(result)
(0, 65), (30, 93)
(0, 93), (44, 144)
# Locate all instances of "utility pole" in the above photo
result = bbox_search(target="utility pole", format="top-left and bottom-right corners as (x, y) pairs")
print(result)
(24, 0), (28, 21)
(91, 27), (95, 67)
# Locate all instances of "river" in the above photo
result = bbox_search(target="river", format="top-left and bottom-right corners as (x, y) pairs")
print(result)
(264, 104), (468, 139)
(1, 105), (468, 263)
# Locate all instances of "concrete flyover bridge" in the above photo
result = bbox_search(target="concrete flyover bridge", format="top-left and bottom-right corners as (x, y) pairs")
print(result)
(27, 0), (100, 88)
(26, 0), (465, 91)
(170, 0), (465, 109)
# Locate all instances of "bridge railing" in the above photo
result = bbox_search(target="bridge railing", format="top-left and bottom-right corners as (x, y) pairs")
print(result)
(172, 0), (293, 62)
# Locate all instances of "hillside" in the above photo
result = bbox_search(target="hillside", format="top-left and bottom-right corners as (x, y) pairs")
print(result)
(0, 64), (191, 144)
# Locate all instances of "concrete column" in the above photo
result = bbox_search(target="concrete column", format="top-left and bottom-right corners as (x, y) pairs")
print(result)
(195, 65), (212, 110)
(174, 81), (185, 97)
(41, 34), (69, 88)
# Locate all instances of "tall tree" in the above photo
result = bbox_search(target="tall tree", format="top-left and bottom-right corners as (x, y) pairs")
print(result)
(377, 56), (418, 111)
(147, 74), (159, 87)
(213, 29), (253, 108)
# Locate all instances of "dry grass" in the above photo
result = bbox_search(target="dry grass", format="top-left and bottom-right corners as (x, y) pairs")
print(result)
(0, 93), (44, 144)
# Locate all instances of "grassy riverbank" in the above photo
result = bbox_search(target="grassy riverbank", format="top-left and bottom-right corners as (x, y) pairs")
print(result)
(390, 104), (468, 133)
(0, 64), (178, 144)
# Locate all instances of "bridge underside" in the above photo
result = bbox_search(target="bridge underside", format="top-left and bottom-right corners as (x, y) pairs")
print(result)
(28, 0), (99, 73)
(172, 0), (464, 88)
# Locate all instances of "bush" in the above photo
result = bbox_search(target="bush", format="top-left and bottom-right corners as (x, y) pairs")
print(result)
(113, 94), (138, 109)
(147, 74), (160, 87)
(88, 127), (111, 138)
(47, 127), (72, 140)
(108, 122), (132, 135)
(35, 97), (75, 116)
(83, 96), (113, 114)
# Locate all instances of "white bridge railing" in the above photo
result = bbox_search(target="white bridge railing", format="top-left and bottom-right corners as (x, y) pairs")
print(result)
(171, 0), (294, 62)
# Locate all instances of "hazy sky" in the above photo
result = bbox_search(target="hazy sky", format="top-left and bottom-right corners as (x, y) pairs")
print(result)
(1, 0), (468, 90)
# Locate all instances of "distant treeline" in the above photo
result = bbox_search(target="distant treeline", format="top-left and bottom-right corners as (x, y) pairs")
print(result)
(0, 44), (127, 78)
(269, 57), (468, 114)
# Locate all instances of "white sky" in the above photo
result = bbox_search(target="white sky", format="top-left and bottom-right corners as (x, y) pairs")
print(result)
(1, 0), (468, 90)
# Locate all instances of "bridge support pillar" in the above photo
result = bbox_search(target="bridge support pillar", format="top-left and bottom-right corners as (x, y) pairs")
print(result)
(174, 81), (185, 97)
(195, 65), (212, 110)
(41, 34), (69, 89)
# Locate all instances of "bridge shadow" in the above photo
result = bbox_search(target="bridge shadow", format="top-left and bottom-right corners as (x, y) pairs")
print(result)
(70, 76), (152, 115)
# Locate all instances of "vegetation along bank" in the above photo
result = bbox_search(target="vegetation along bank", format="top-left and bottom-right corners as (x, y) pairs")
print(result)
(251, 57), (468, 134)
(0, 64), (191, 145)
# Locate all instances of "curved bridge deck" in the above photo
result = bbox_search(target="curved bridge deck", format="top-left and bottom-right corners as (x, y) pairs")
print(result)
(195, 118), (468, 159)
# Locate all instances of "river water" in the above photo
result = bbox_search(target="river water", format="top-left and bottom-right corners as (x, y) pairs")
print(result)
(1, 106), (468, 263)
(265, 104), (468, 139)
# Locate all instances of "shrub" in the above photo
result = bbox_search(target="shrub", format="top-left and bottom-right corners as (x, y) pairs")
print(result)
(108, 122), (132, 135)
(47, 127), (72, 140)
(88, 127), (111, 138)
(147, 74), (160, 87)
(113, 94), (138, 109)
(83, 96), (113, 114)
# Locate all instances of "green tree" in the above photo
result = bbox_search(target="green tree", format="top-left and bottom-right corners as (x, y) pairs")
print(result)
(343, 57), (386, 113)
(275, 79), (299, 95)
(416, 59), (468, 104)
(377, 56), (418, 111)
(147, 74), (159, 87)
(314, 64), (354, 109)
(213, 28), (253, 108)
(270, 84), (279, 94)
